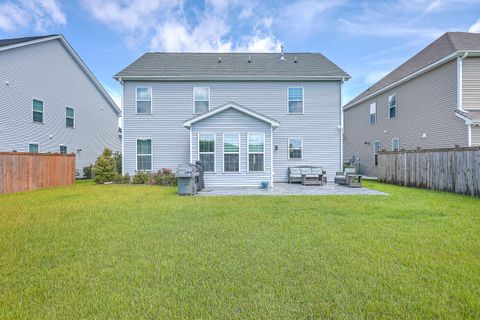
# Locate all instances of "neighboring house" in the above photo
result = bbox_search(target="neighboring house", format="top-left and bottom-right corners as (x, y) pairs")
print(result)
(115, 51), (350, 186)
(344, 32), (480, 177)
(0, 35), (121, 176)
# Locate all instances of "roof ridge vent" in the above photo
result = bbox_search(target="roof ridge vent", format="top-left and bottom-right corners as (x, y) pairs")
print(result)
(217, 56), (222, 63)
(248, 55), (251, 63)
(279, 45), (286, 60)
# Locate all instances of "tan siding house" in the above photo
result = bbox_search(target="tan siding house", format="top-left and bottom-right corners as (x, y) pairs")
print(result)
(344, 32), (480, 176)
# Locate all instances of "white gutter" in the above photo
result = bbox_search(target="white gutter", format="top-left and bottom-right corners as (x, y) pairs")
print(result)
(344, 51), (460, 110)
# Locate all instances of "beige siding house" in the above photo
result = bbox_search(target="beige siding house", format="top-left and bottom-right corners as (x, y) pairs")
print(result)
(344, 32), (480, 177)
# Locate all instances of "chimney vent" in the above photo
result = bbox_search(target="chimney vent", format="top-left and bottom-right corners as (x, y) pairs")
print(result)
(279, 45), (285, 60)
(294, 56), (298, 63)
(248, 55), (251, 63)
(217, 56), (222, 63)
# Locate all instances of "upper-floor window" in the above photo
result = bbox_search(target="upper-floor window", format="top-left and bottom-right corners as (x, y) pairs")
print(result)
(194, 87), (210, 114)
(33, 99), (43, 123)
(66, 107), (75, 128)
(288, 87), (304, 114)
(29, 143), (39, 153)
(248, 133), (265, 172)
(136, 87), (152, 114)
(198, 133), (215, 172)
(60, 145), (67, 154)
(392, 138), (400, 151)
(288, 138), (303, 159)
(388, 94), (397, 119)
(370, 102), (377, 124)
(374, 140), (381, 166)
(137, 139), (152, 171)
(223, 133), (240, 172)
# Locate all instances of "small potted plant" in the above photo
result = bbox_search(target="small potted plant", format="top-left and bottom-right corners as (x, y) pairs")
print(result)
(260, 181), (269, 189)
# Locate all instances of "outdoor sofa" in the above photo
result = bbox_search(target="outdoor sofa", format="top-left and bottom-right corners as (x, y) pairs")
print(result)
(288, 166), (327, 185)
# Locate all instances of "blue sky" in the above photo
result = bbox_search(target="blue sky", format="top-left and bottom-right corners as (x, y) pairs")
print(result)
(1, 0), (480, 107)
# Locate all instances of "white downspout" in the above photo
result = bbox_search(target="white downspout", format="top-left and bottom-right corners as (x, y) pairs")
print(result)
(189, 127), (192, 163)
(458, 52), (469, 111)
(468, 125), (472, 147)
(270, 126), (274, 189)
(340, 78), (345, 171)
(120, 77), (125, 175)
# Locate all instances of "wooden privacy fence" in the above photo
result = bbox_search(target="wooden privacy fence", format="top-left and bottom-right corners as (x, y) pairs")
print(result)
(0, 152), (75, 194)
(377, 147), (480, 196)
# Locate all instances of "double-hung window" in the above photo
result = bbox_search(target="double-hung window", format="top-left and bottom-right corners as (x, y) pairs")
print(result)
(194, 87), (210, 114)
(198, 133), (215, 172)
(370, 102), (377, 124)
(223, 134), (240, 172)
(60, 145), (67, 154)
(392, 138), (400, 151)
(288, 87), (304, 113)
(33, 99), (43, 123)
(136, 87), (152, 114)
(288, 138), (303, 159)
(248, 133), (265, 172)
(374, 141), (381, 166)
(388, 94), (397, 119)
(28, 144), (39, 153)
(66, 107), (75, 128)
(137, 139), (152, 171)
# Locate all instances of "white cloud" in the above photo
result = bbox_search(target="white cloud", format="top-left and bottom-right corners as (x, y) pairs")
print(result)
(0, 0), (66, 32)
(469, 18), (480, 33)
(82, 0), (281, 52)
(364, 70), (389, 85)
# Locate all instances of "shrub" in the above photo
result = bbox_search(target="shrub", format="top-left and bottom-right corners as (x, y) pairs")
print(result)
(113, 173), (130, 184)
(82, 165), (93, 179)
(113, 152), (122, 174)
(132, 171), (152, 184)
(151, 168), (177, 186)
(92, 148), (117, 184)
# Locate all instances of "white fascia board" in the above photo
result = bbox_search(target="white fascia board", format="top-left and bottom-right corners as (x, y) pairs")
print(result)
(114, 75), (350, 81)
(344, 51), (461, 111)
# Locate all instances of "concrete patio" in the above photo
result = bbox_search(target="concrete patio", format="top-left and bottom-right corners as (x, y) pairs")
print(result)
(197, 183), (387, 196)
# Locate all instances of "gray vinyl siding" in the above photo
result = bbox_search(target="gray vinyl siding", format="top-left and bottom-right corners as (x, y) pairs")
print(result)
(0, 39), (120, 173)
(472, 126), (480, 146)
(122, 81), (341, 183)
(191, 108), (271, 186)
(344, 59), (467, 177)
(462, 57), (480, 109)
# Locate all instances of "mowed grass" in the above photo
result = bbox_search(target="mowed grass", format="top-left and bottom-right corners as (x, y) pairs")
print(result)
(0, 181), (479, 319)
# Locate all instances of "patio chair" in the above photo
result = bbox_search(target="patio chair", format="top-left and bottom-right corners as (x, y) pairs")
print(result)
(334, 167), (357, 185)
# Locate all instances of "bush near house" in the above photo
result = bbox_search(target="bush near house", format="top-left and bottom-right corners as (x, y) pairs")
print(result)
(131, 171), (152, 184)
(92, 148), (117, 184)
(82, 165), (93, 179)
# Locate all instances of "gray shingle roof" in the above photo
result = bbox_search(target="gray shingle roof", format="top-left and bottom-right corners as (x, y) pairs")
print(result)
(0, 35), (58, 48)
(114, 52), (350, 80)
(345, 32), (480, 109)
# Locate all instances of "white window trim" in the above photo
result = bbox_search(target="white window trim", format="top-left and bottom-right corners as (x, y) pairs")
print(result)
(135, 86), (152, 115)
(66, 106), (75, 128)
(391, 138), (400, 151)
(59, 145), (68, 154)
(222, 133), (241, 173)
(193, 87), (210, 114)
(388, 94), (397, 119)
(247, 132), (266, 173)
(198, 132), (216, 173)
(28, 143), (39, 153)
(136, 138), (153, 172)
(369, 102), (377, 124)
(32, 98), (44, 123)
(287, 87), (304, 114)
(288, 137), (303, 160)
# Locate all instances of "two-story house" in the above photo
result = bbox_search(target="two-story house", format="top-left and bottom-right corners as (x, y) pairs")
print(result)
(115, 51), (350, 186)
(0, 35), (121, 176)
(344, 32), (480, 177)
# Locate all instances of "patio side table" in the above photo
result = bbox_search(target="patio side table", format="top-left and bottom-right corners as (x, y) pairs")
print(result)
(347, 174), (362, 188)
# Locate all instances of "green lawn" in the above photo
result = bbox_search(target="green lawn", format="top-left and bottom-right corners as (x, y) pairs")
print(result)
(0, 181), (479, 319)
